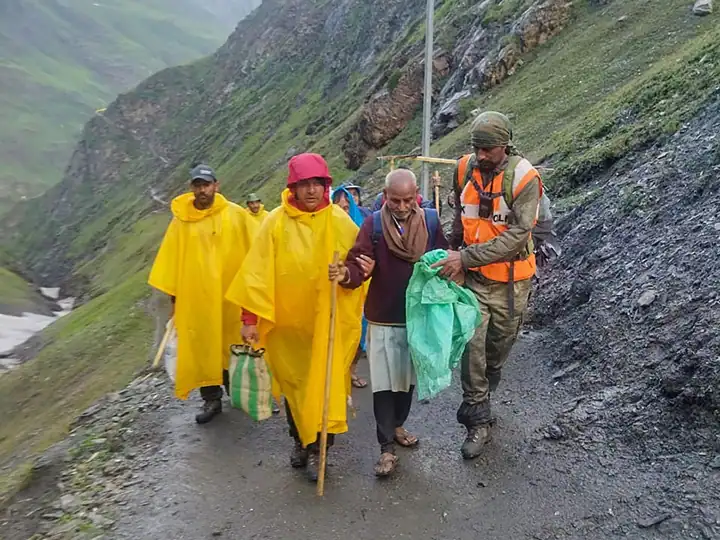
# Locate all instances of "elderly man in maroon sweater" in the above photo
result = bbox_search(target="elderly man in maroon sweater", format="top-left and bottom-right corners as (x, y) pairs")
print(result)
(331, 169), (449, 477)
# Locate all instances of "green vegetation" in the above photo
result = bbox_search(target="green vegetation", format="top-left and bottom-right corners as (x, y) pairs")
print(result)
(0, 266), (47, 315)
(387, 70), (403, 92)
(1, 0), (719, 501)
(433, 0), (717, 195)
(483, 0), (535, 25)
(0, 271), (154, 494)
(0, 0), (258, 213)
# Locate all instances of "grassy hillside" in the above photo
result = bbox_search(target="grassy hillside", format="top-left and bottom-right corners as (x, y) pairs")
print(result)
(433, 0), (719, 194)
(0, 267), (51, 316)
(0, 272), (154, 502)
(0, 0), (718, 500)
(0, 0), (259, 212)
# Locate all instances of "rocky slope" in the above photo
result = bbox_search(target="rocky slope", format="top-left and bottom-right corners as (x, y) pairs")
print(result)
(531, 98), (720, 457)
(342, 0), (574, 167)
(0, 0), (259, 211)
(0, 0), (718, 507)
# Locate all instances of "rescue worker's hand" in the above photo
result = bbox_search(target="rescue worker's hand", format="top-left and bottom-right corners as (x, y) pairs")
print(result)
(242, 324), (259, 344)
(356, 255), (375, 278)
(431, 250), (464, 281)
(328, 262), (349, 282)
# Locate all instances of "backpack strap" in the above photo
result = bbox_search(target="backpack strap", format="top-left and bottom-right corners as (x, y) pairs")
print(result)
(501, 155), (536, 257)
(371, 210), (382, 246)
(423, 208), (439, 250)
(456, 154), (473, 190)
(500, 155), (523, 209)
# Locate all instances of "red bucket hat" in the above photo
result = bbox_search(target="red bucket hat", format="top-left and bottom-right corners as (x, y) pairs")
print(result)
(287, 153), (333, 186)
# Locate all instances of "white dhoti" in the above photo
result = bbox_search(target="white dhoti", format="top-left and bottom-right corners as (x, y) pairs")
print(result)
(366, 324), (416, 393)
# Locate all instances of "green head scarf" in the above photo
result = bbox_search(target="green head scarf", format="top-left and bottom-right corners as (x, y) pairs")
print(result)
(246, 192), (262, 203)
(470, 111), (513, 148)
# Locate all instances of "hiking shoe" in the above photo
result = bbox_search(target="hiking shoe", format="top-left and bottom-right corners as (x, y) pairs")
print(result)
(195, 399), (222, 424)
(290, 441), (308, 469)
(461, 425), (492, 460)
(306, 450), (321, 483)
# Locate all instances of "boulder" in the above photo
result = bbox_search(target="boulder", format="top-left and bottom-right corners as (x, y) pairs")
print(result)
(433, 90), (471, 137)
(693, 0), (713, 16)
(342, 53), (450, 169)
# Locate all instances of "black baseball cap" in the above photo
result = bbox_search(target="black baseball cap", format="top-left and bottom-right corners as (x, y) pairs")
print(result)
(190, 164), (217, 182)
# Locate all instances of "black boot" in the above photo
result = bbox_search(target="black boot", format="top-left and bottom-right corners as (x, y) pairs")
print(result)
(290, 440), (308, 469)
(195, 399), (222, 424)
(461, 424), (492, 460)
(306, 447), (321, 483)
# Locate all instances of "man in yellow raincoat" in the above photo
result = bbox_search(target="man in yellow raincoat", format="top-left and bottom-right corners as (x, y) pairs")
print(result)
(226, 153), (364, 482)
(246, 193), (269, 224)
(149, 164), (257, 424)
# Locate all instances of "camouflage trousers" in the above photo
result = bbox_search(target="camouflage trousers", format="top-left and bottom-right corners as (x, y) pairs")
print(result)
(457, 273), (532, 428)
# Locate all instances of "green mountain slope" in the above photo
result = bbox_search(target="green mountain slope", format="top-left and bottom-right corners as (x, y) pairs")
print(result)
(0, 267), (53, 316)
(0, 0), (259, 211)
(0, 0), (717, 498)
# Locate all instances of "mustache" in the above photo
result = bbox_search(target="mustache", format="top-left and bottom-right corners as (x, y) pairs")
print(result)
(477, 159), (496, 169)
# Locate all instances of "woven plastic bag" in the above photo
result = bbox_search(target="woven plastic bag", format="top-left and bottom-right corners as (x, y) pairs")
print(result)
(406, 249), (482, 400)
(228, 345), (273, 421)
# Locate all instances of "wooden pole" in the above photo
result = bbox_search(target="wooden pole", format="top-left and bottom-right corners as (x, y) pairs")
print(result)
(152, 318), (174, 369)
(433, 170), (441, 213)
(317, 251), (340, 496)
(377, 154), (457, 166)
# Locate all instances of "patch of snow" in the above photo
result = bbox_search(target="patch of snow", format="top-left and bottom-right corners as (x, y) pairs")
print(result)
(40, 286), (60, 299)
(0, 312), (56, 355)
(0, 297), (74, 371)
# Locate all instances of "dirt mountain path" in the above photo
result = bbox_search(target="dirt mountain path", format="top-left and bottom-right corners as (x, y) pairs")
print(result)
(84, 330), (717, 540)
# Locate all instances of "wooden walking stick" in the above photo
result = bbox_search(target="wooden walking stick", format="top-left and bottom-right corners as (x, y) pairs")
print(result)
(317, 251), (340, 496)
(433, 170), (441, 213)
(152, 317), (174, 369)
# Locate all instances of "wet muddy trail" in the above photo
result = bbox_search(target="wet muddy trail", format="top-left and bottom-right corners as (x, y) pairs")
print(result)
(92, 331), (719, 540)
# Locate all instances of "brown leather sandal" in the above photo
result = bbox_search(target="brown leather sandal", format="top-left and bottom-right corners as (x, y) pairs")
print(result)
(374, 452), (399, 477)
(394, 427), (419, 447)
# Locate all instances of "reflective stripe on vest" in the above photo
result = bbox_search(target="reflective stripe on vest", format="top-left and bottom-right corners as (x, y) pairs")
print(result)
(457, 153), (540, 283)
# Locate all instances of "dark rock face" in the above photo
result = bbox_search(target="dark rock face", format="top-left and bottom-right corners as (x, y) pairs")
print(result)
(342, 0), (573, 167)
(432, 0), (573, 138)
(342, 54), (450, 169)
(530, 99), (720, 455)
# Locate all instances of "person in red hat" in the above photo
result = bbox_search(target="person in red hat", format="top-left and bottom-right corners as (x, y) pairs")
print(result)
(226, 153), (365, 483)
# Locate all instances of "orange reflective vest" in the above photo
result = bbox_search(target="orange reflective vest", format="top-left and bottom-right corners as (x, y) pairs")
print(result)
(457, 154), (542, 282)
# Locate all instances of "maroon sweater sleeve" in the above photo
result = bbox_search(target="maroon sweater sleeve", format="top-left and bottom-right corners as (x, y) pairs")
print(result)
(342, 215), (374, 290)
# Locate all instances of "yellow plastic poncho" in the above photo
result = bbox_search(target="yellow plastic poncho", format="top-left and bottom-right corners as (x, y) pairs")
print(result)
(226, 189), (363, 446)
(247, 204), (270, 225)
(148, 193), (257, 399)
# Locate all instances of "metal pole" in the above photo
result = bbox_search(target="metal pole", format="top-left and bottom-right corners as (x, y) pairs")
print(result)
(420, 0), (434, 200)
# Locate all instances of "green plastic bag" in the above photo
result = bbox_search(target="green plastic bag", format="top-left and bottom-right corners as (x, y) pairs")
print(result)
(229, 345), (273, 421)
(406, 249), (482, 400)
